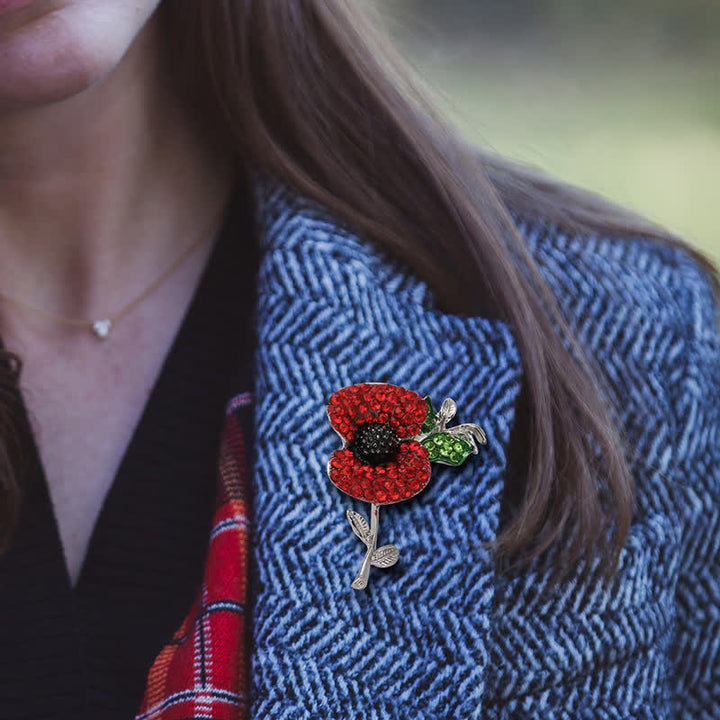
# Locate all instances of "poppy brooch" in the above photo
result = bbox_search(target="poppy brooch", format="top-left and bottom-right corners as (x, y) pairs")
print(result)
(327, 382), (486, 589)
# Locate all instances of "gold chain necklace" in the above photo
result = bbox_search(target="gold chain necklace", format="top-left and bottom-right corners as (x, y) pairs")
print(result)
(0, 211), (222, 340)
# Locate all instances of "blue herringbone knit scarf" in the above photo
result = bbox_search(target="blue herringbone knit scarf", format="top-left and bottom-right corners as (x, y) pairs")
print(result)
(249, 180), (719, 719)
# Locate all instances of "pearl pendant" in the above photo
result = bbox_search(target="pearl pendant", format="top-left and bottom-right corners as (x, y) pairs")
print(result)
(92, 318), (112, 340)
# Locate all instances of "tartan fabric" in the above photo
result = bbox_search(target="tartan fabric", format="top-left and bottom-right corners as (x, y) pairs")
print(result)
(135, 392), (253, 720)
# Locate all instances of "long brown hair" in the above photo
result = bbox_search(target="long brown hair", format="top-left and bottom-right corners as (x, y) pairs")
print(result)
(1, 0), (717, 574)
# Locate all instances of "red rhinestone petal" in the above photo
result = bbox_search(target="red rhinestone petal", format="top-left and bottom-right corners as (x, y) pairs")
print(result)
(392, 441), (431, 500)
(328, 440), (431, 505)
(385, 388), (426, 438)
(327, 383), (426, 442)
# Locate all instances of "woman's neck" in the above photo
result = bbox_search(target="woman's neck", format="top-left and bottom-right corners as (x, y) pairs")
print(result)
(0, 16), (233, 323)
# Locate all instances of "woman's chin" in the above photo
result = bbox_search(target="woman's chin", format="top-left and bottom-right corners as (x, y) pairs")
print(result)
(0, 0), (161, 112)
(0, 56), (103, 110)
(0, 56), (105, 110)
(0, 28), (110, 110)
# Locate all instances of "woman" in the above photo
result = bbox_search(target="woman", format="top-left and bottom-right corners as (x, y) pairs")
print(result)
(0, 1), (717, 718)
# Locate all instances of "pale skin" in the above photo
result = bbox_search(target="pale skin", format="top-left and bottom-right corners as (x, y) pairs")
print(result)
(0, 1), (234, 584)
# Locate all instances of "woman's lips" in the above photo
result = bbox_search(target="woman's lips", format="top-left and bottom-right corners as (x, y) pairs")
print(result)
(0, 0), (35, 17)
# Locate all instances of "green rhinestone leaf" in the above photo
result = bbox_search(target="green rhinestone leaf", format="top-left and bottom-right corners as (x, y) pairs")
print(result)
(421, 397), (438, 434)
(421, 432), (474, 467)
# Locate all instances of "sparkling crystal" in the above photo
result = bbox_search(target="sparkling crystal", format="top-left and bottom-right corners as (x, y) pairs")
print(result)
(92, 318), (112, 340)
(350, 423), (400, 466)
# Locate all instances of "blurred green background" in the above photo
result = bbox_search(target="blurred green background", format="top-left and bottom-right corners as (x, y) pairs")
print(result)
(382, 0), (719, 265)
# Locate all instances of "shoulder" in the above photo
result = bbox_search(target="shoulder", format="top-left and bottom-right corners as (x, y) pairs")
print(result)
(518, 214), (719, 483)
(259, 175), (718, 323)
(516, 211), (719, 384)
(516, 214), (718, 350)
(257, 175), (718, 334)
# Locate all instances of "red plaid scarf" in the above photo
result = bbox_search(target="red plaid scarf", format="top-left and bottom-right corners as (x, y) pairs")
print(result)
(135, 393), (252, 720)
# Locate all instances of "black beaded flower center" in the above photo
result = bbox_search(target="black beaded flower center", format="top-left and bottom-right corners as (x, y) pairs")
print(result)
(351, 423), (401, 466)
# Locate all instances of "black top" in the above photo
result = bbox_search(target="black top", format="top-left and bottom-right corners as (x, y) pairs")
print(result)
(0, 182), (257, 720)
